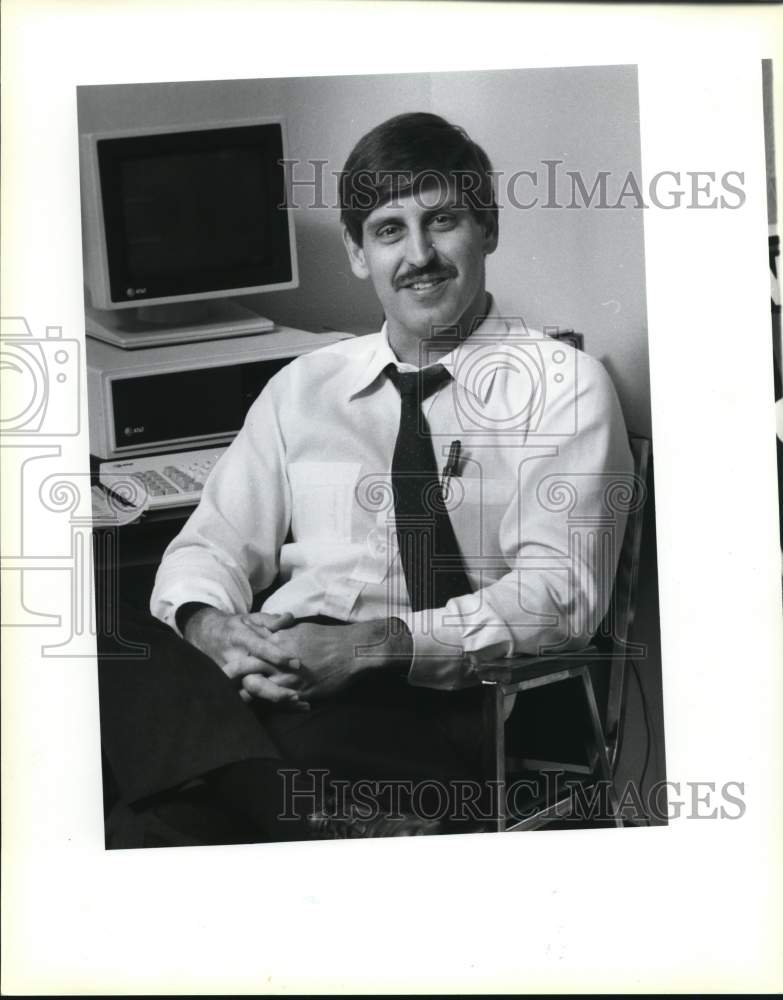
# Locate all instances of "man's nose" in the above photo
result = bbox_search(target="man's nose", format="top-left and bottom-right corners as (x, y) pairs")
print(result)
(404, 226), (435, 269)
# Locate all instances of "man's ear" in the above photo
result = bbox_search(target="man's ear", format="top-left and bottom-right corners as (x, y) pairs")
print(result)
(342, 225), (370, 280)
(482, 216), (499, 257)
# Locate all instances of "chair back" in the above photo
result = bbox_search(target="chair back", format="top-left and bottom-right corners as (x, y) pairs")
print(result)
(606, 435), (650, 645)
(601, 434), (651, 751)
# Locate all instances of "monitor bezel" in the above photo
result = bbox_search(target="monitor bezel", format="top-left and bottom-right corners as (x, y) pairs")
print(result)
(81, 117), (299, 311)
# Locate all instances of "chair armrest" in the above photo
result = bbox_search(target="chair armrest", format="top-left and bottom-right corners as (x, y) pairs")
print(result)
(475, 645), (610, 686)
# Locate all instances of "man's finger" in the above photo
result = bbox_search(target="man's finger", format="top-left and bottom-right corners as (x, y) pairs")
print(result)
(246, 663), (303, 688)
(222, 653), (261, 681)
(268, 671), (302, 689)
(232, 625), (300, 668)
(243, 611), (295, 633)
(223, 654), (302, 681)
(241, 673), (310, 709)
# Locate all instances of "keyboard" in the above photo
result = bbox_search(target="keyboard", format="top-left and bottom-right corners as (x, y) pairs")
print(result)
(98, 446), (228, 511)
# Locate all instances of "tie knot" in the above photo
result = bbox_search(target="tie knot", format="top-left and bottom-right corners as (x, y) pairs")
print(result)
(387, 363), (451, 401)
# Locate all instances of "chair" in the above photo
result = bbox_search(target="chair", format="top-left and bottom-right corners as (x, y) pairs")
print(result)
(477, 435), (651, 832)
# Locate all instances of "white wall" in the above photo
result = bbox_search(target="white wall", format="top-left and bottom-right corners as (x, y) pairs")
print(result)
(430, 66), (649, 436)
(78, 66), (650, 434)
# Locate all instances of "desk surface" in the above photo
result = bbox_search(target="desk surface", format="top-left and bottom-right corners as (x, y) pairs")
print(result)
(86, 325), (354, 374)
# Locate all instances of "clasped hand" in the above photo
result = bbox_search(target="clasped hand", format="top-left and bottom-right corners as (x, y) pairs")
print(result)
(184, 608), (396, 708)
(183, 607), (306, 709)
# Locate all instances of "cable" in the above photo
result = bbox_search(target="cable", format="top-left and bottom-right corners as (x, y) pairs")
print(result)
(612, 659), (653, 827)
(612, 666), (630, 778)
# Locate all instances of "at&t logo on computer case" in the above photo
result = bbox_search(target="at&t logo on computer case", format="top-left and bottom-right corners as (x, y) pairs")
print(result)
(0, 317), (80, 436)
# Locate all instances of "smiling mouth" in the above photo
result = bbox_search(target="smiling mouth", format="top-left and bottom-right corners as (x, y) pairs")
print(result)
(400, 274), (450, 292)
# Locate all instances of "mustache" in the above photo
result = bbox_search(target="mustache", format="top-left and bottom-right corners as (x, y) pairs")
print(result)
(395, 264), (457, 290)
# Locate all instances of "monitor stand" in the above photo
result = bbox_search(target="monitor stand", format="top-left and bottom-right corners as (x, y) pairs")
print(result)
(86, 299), (275, 349)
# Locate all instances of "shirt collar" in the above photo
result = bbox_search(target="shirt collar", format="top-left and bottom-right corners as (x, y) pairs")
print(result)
(347, 295), (516, 403)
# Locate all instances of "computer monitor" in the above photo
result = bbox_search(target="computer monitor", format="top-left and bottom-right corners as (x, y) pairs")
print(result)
(80, 118), (298, 349)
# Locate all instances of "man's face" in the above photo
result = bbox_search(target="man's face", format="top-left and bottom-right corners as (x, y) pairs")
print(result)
(343, 181), (498, 344)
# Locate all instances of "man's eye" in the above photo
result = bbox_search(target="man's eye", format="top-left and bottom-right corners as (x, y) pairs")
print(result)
(430, 213), (456, 229)
(376, 224), (401, 240)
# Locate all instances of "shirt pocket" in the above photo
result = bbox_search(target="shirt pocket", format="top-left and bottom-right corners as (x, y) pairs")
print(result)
(451, 475), (511, 509)
(448, 475), (513, 559)
(287, 461), (361, 541)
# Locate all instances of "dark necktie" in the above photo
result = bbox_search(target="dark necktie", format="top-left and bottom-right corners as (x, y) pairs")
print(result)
(387, 363), (472, 612)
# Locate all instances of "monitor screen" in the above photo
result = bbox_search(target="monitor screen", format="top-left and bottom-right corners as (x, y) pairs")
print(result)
(83, 120), (297, 311)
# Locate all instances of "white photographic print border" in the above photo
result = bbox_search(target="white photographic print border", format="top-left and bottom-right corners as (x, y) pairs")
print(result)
(2, 0), (782, 994)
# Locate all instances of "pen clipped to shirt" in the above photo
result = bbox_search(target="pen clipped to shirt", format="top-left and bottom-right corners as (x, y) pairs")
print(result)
(441, 440), (462, 493)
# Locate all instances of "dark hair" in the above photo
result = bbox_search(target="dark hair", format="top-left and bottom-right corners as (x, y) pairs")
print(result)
(339, 112), (498, 246)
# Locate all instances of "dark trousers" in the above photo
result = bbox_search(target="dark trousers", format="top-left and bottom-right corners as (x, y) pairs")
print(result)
(98, 604), (594, 847)
(98, 604), (486, 830)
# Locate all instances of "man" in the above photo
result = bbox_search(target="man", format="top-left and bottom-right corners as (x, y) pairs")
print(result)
(105, 112), (632, 844)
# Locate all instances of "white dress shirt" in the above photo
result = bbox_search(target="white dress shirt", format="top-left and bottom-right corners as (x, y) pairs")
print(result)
(151, 300), (633, 689)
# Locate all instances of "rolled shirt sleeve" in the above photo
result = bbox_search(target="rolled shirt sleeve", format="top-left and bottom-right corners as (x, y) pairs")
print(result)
(150, 379), (291, 635)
